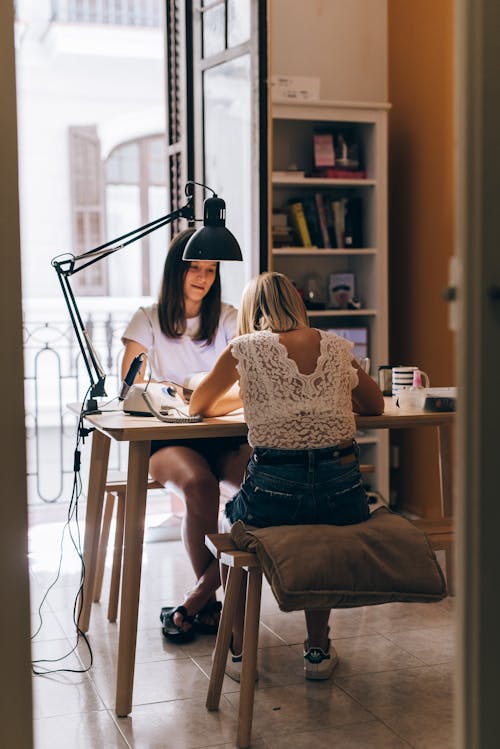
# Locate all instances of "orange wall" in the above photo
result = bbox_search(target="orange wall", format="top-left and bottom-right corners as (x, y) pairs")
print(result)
(388, 0), (455, 516)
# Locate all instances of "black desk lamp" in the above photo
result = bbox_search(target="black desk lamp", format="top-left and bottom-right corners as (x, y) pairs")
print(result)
(52, 181), (242, 413)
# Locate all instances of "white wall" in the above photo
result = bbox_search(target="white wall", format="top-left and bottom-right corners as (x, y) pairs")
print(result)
(270, 0), (388, 103)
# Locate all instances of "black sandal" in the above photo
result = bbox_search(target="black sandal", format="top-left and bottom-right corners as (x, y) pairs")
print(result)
(160, 605), (196, 643)
(193, 600), (222, 635)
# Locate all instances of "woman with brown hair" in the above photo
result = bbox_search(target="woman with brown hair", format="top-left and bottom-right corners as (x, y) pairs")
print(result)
(122, 229), (250, 642)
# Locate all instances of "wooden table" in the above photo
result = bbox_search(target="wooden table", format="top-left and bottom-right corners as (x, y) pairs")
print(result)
(77, 397), (454, 717)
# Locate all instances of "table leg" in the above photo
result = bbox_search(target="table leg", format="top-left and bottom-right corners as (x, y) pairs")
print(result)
(115, 439), (151, 718)
(79, 430), (110, 633)
(437, 423), (454, 592)
(437, 423), (453, 517)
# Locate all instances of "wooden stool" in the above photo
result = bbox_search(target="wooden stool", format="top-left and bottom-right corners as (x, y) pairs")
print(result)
(205, 533), (262, 749)
(412, 517), (454, 592)
(93, 475), (164, 622)
(205, 518), (451, 749)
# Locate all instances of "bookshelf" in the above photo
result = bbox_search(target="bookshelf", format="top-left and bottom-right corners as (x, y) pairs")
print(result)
(268, 100), (390, 499)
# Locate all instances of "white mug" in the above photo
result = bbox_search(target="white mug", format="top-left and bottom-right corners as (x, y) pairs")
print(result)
(392, 366), (430, 398)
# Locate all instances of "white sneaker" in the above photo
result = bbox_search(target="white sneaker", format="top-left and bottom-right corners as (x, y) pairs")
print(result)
(212, 646), (259, 683)
(303, 640), (339, 680)
(225, 649), (244, 682)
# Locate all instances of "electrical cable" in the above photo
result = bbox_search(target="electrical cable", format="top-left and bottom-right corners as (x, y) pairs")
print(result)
(140, 368), (202, 423)
(31, 387), (94, 676)
(141, 389), (202, 423)
(32, 358), (202, 674)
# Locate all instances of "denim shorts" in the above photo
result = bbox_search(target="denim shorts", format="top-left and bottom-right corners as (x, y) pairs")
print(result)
(225, 442), (370, 528)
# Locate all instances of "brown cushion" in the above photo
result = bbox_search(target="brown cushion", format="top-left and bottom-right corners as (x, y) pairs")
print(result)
(230, 507), (447, 611)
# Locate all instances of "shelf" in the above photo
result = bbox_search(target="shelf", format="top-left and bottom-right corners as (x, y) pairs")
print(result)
(272, 98), (391, 113)
(269, 101), (388, 497)
(273, 247), (377, 256)
(306, 309), (377, 317)
(272, 174), (376, 188)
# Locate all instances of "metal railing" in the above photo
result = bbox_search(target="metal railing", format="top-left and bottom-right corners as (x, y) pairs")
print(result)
(23, 311), (129, 504)
(51, 0), (161, 27)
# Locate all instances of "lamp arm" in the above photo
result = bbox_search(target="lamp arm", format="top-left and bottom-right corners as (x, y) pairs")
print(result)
(52, 198), (194, 412)
(53, 264), (107, 407)
(56, 200), (194, 275)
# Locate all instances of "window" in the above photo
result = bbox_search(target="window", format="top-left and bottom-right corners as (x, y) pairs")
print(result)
(69, 126), (107, 295)
(105, 136), (168, 298)
(165, 0), (193, 230)
(191, 0), (265, 307)
(51, 0), (161, 27)
(69, 132), (168, 297)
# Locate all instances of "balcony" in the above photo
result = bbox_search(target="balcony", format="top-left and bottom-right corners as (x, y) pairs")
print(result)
(23, 297), (147, 505)
(51, 0), (161, 27)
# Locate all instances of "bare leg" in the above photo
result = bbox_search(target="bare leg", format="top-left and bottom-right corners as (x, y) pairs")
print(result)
(218, 442), (252, 498)
(149, 446), (221, 629)
(304, 609), (331, 650)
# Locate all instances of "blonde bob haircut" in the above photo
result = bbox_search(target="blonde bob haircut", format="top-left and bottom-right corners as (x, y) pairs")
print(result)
(236, 272), (309, 335)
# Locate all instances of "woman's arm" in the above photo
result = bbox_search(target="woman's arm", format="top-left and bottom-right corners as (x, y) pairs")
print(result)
(351, 359), (385, 415)
(189, 345), (241, 417)
(121, 339), (148, 381)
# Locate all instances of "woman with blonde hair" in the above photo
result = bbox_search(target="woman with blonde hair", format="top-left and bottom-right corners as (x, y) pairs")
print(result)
(189, 271), (384, 680)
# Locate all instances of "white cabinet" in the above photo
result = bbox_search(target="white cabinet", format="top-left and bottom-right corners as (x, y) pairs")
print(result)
(269, 100), (390, 499)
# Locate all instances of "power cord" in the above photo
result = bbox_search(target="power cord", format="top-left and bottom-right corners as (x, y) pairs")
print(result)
(84, 394), (122, 414)
(31, 387), (94, 675)
(140, 368), (202, 423)
(141, 388), (202, 423)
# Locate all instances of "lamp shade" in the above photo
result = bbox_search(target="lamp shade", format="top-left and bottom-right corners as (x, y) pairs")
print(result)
(182, 195), (243, 261)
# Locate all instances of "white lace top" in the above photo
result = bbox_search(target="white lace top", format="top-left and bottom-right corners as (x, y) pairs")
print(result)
(230, 329), (359, 449)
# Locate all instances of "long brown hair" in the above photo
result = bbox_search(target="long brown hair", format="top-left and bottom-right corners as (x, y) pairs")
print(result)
(157, 228), (222, 344)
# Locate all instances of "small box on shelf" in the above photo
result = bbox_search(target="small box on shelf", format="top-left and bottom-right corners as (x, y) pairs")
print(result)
(313, 132), (335, 169)
(310, 128), (365, 179)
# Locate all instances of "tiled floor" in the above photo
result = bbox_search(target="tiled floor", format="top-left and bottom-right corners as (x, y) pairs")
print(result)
(29, 505), (454, 748)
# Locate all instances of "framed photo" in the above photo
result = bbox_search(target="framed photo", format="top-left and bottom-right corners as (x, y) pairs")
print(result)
(328, 272), (355, 309)
(313, 132), (335, 168)
(325, 326), (369, 361)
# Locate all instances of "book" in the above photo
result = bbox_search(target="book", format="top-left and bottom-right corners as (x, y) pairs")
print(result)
(272, 211), (289, 229)
(344, 197), (363, 247)
(313, 132), (335, 168)
(287, 201), (312, 247)
(309, 167), (367, 179)
(314, 193), (330, 248)
(273, 169), (306, 180)
(329, 272), (356, 309)
(301, 194), (323, 248)
(322, 197), (338, 248)
(331, 199), (346, 249)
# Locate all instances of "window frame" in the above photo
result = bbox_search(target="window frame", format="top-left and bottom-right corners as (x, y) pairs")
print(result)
(190, 0), (268, 274)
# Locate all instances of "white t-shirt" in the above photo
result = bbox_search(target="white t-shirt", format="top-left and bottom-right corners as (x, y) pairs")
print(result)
(122, 302), (238, 384)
